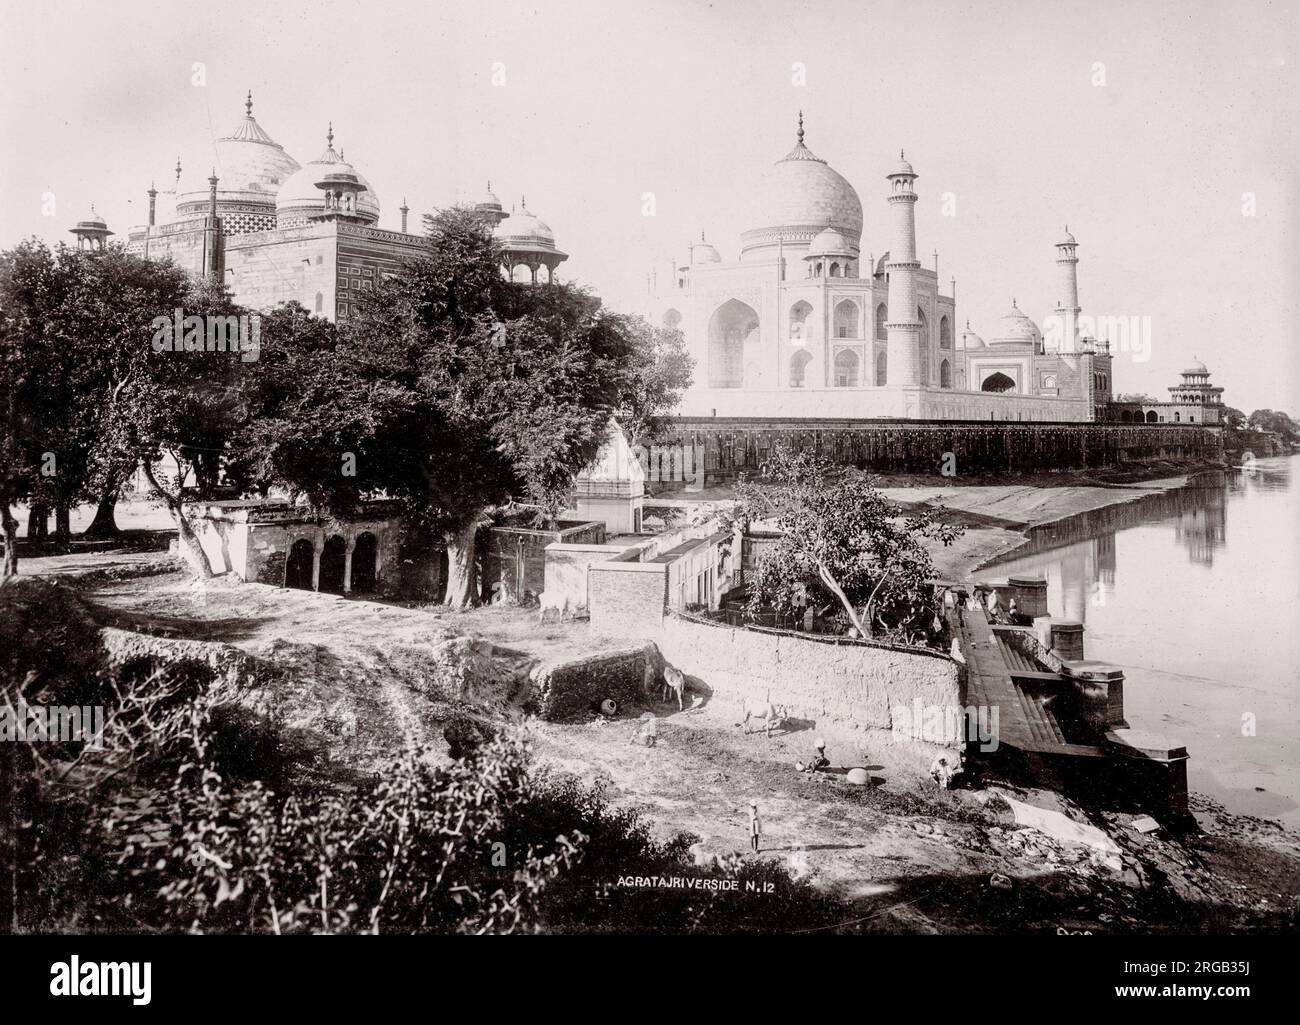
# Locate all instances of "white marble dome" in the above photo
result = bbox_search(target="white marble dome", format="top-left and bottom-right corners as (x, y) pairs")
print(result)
(494, 206), (561, 254)
(958, 322), (986, 349)
(176, 96), (300, 212)
(740, 118), (863, 259)
(989, 303), (1042, 347)
(806, 225), (855, 258)
(691, 237), (721, 264)
(276, 128), (379, 225)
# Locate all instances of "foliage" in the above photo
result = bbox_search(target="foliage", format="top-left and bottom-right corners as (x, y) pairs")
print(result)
(618, 316), (693, 445)
(733, 449), (962, 642)
(1245, 408), (1300, 445)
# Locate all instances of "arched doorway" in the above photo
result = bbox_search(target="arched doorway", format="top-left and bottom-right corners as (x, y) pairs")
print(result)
(707, 299), (758, 388)
(875, 303), (887, 340)
(939, 315), (952, 350)
(789, 349), (812, 388)
(833, 349), (860, 387)
(875, 349), (887, 386)
(351, 532), (378, 593)
(981, 371), (1016, 394)
(319, 535), (347, 594)
(834, 300), (859, 339)
(1146, 410), (1159, 423)
(789, 300), (812, 341)
(939, 359), (952, 388)
(285, 539), (314, 590)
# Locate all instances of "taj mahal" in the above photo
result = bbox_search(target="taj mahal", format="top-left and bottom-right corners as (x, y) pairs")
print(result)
(645, 114), (1221, 426)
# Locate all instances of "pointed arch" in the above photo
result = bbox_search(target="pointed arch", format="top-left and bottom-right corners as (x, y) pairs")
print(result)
(833, 299), (860, 339)
(940, 358), (952, 388)
(707, 298), (758, 388)
(833, 349), (859, 387)
(981, 371), (1016, 393)
(875, 303), (888, 340)
(875, 349), (887, 386)
(789, 300), (813, 342)
(789, 349), (812, 388)
(939, 315), (952, 349)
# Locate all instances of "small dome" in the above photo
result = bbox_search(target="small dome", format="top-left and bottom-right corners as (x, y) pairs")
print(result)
(806, 225), (855, 259)
(1183, 361), (1209, 375)
(276, 126), (379, 224)
(474, 182), (503, 211)
(494, 203), (566, 259)
(692, 240), (721, 265)
(1058, 228), (1077, 246)
(889, 151), (916, 177)
(75, 207), (108, 230)
(959, 321), (985, 349)
(989, 302), (1041, 347)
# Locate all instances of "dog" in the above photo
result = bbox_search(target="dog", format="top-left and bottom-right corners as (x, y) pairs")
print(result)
(740, 694), (789, 738)
(662, 664), (687, 711)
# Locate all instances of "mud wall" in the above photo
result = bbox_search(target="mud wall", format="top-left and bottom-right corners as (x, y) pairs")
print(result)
(658, 612), (962, 742)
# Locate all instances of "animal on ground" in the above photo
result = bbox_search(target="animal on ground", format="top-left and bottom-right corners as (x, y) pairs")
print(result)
(740, 694), (789, 738)
(662, 664), (687, 710)
(537, 590), (569, 623)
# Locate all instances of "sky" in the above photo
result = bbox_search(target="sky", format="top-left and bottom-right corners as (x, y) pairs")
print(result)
(2, 0), (1297, 413)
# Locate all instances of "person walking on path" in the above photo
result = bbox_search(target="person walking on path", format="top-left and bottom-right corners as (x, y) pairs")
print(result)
(749, 801), (762, 853)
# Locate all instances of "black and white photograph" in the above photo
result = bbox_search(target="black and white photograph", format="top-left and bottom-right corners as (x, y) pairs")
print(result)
(0, 0), (1295, 1003)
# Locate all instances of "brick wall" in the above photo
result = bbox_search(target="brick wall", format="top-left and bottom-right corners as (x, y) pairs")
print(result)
(528, 644), (661, 721)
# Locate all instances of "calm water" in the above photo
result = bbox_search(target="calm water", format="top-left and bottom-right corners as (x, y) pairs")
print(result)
(987, 455), (1300, 827)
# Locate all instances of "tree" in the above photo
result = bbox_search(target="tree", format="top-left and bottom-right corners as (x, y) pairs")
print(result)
(248, 208), (642, 607)
(1246, 409), (1300, 445)
(733, 450), (962, 642)
(1222, 406), (1247, 431)
(618, 317), (693, 446)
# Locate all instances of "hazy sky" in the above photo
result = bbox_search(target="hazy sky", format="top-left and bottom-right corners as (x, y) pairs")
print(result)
(2, 0), (1297, 412)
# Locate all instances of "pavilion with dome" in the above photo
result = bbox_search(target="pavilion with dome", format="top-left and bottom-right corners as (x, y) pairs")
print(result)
(116, 93), (566, 322)
(647, 113), (1117, 422)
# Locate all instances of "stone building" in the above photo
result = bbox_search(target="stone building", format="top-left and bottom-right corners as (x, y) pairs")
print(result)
(1107, 362), (1225, 425)
(647, 114), (1114, 422)
(109, 94), (566, 320)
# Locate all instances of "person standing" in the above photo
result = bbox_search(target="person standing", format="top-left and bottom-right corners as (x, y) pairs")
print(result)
(749, 801), (762, 853)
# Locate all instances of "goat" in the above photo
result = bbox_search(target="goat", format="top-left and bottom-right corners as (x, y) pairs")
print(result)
(662, 664), (687, 711)
(740, 693), (789, 738)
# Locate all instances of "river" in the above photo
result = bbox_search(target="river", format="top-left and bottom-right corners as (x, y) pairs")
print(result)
(986, 454), (1300, 827)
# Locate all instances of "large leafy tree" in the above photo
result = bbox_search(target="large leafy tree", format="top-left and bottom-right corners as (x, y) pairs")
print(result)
(734, 450), (962, 642)
(619, 317), (692, 446)
(246, 208), (643, 606)
(1246, 409), (1300, 445)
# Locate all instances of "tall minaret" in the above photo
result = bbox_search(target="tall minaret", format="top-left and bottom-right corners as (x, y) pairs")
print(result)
(885, 152), (921, 386)
(1054, 226), (1080, 352)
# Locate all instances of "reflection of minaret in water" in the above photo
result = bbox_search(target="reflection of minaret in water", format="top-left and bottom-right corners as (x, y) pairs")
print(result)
(1061, 547), (1089, 623)
(1173, 486), (1227, 567)
(1096, 531), (1116, 588)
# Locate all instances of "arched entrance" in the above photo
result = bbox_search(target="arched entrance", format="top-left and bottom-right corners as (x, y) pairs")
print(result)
(981, 371), (1016, 394)
(1146, 410), (1159, 423)
(319, 535), (347, 594)
(707, 299), (758, 388)
(285, 539), (314, 590)
(833, 349), (860, 387)
(351, 532), (378, 593)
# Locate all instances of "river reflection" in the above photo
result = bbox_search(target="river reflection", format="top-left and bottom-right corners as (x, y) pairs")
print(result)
(986, 456), (1300, 826)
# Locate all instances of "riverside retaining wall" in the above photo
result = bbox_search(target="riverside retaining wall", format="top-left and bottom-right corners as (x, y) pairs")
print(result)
(658, 612), (963, 742)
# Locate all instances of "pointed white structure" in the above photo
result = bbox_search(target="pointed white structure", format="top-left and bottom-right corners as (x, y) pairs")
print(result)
(572, 419), (646, 533)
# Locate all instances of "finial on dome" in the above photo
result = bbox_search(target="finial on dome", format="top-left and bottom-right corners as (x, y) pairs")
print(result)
(245, 90), (253, 117)
(700, 231), (705, 241)
(796, 110), (804, 145)
(521, 194), (526, 209)
(339, 147), (345, 160)
(487, 179), (492, 192)
(326, 122), (334, 148)
(175, 157), (182, 184)
(900, 149), (905, 160)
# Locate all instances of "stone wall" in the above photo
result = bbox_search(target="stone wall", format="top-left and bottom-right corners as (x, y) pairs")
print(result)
(663, 418), (1222, 480)
(658, 612), (962, 740)
(528, 643), (661, 721)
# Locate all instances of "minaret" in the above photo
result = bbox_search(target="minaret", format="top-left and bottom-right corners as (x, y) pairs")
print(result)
(400, 197), (410, 233)
(204, 170), (222, 281)
(147, 182), (158, 227)
(1055, 226), (1080, 352)
(885, 151), (922, 387)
